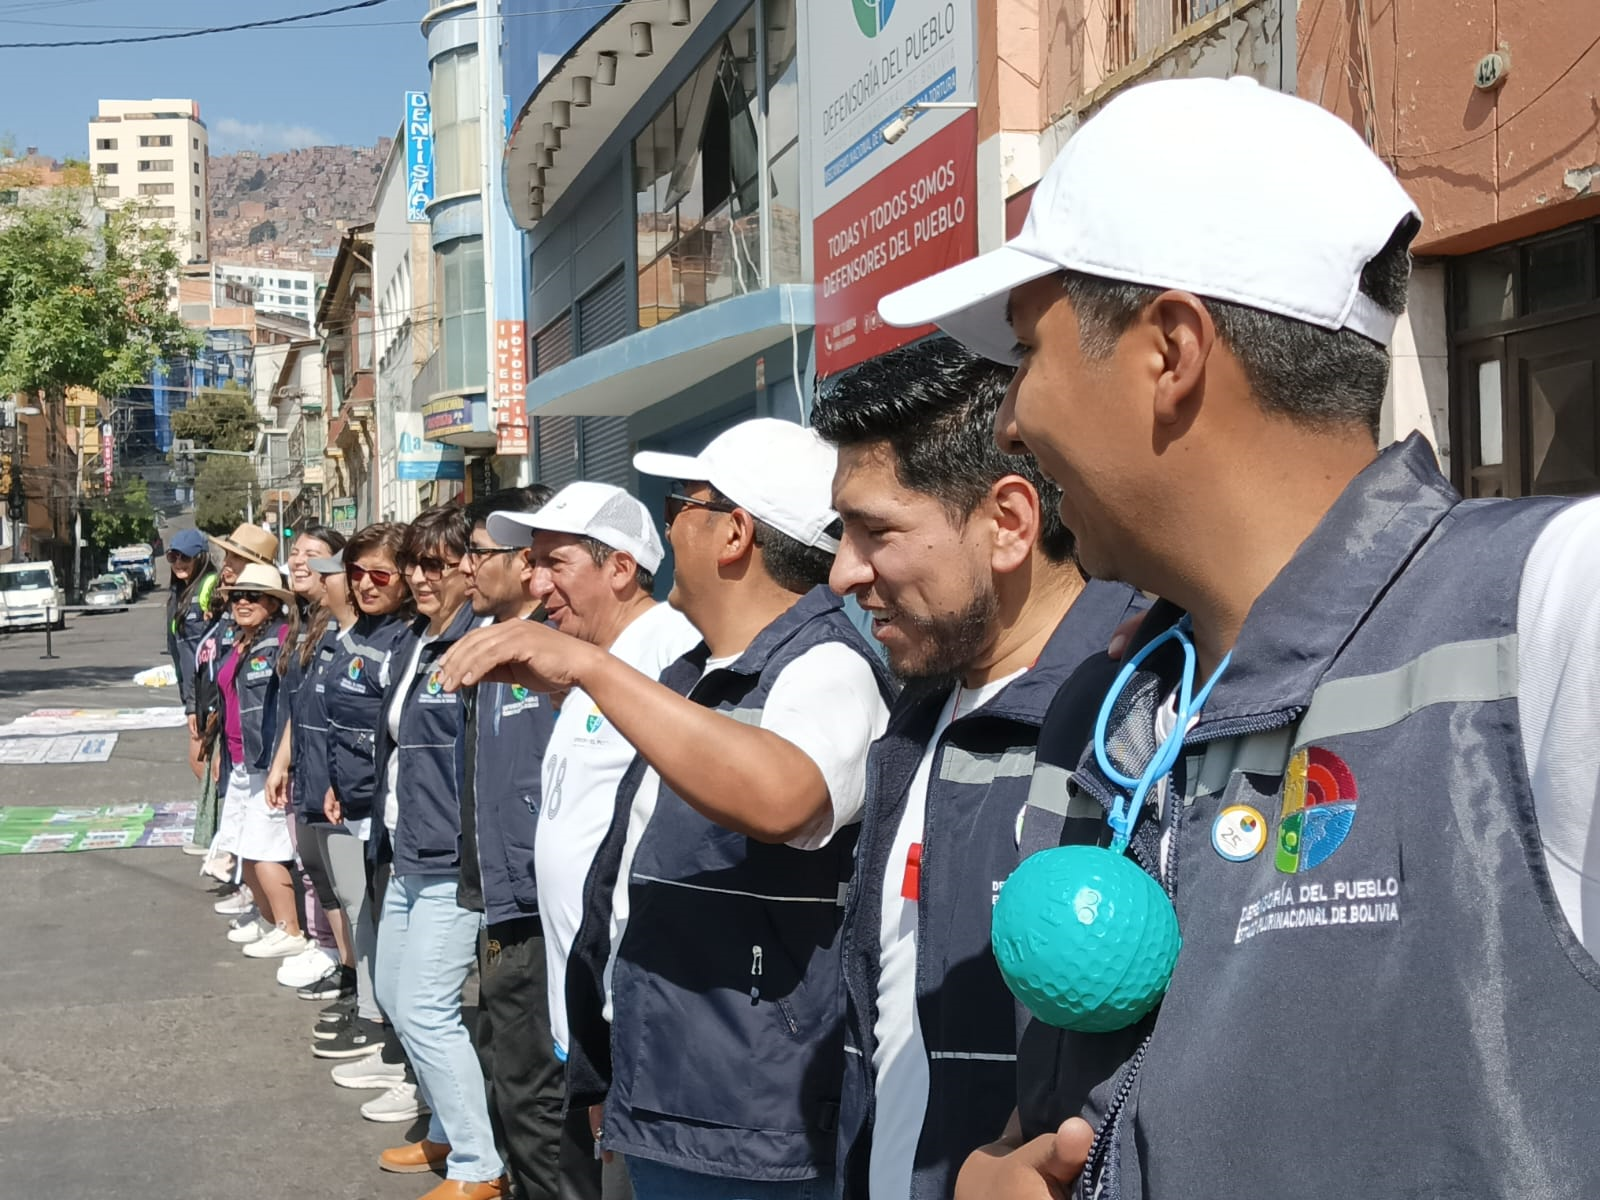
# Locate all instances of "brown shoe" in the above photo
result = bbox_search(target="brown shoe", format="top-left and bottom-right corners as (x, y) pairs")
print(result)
(379, 1138), (451, 1174)
(416, 1178), (506, 1200)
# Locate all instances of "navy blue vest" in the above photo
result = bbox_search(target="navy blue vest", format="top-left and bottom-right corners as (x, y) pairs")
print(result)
(567, 587), (896, 1180)
(458, 634), (557, 924)
(167, 569), (219, 714)
(228, 618), (289, 774)
(837, 580), (1141, 1200)
(1017, 436), (1600, 1200)
(323, 612), (410, 822)
(284, 622), (340, 816)
(373, 604), (482, 876)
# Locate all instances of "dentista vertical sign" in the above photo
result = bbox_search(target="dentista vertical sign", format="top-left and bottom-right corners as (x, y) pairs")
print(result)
(805, 0), (978, 374)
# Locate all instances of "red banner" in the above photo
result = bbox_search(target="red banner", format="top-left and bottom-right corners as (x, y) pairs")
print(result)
(494, 320), (530, 456)
(813, 112), (978, 377)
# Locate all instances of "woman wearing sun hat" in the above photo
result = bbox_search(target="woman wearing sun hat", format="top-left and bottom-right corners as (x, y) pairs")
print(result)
(215, 561), (308, 962)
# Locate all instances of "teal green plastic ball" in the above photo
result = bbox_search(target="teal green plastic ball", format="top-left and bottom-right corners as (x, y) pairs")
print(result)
(991, 844), (1181, 1033)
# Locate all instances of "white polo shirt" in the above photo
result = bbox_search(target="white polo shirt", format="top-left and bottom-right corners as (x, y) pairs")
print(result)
(534, 600), (700, 1058)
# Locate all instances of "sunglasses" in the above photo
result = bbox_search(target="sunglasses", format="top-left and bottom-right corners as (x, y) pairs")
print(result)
(664, 492), (738, 528)
(405, 556), (460, 582)
(166, 549), (195, 563)
(229, 589), (271, 604)
(463, 544), (523, 561)
(347, 565), (399, 587)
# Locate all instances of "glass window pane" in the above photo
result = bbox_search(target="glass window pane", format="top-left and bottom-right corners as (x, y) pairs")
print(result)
(767, 141), (801, 284)
(1476, 358), (1503, 467)
(1457, 251), (1516, 328)
(1524, 232), (1589, 315)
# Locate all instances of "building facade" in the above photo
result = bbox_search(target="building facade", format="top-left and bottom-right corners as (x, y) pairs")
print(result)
(213, 262), (321, 323)
(88, 98), (209, 264)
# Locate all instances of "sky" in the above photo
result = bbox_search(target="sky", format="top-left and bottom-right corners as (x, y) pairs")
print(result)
(0, 0), (426, 158)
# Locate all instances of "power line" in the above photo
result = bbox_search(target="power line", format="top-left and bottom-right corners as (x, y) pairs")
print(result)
(0, 0), (396, 48)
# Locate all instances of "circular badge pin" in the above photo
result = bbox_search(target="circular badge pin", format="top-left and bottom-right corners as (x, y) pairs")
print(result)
(1211, 804), (1267, 862)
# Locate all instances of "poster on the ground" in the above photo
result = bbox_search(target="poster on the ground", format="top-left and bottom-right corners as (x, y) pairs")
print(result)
(0, 734), (119, 764)
(0, 801), (196, 854)
(0, 707), (187, 738)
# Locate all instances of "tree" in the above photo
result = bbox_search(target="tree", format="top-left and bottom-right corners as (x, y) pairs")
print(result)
(171, 384), (260, 453)
(194, 454), (255, 535)
(85, 475), (158, 555)
(0, 199), (196, 402)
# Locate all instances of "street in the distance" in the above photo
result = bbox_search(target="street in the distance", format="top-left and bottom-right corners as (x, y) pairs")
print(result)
(0, 591), (424, 1200)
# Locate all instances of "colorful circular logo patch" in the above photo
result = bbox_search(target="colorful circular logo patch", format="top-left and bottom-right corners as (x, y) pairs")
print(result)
(1276, 746), (1359, 873)
(346, 656), (364, 681)
(1211, 804), (1267, 862)
(247, 654), (270, 672)
(425, 669), (445, 697)
(510, 685), (530, 703)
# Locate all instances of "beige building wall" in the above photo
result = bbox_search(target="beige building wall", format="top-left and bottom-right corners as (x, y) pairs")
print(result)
(87, 98), (209, 264)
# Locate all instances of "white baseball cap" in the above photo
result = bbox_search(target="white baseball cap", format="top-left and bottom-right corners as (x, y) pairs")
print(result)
(486, 481), (665, 573)
(878, 76), (1421, 364)
(633, 418), (841, 553)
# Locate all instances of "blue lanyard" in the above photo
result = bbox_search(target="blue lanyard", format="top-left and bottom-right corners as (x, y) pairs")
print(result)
(1093, 619), (1230, 853)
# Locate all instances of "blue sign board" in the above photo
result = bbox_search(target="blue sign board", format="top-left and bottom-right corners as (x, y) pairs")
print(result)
(406, 90), (434, 222)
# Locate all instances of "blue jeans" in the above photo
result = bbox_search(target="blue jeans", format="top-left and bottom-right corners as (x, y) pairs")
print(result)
(625, 1157), (827, 1200)
(374, 873), (503, 1183)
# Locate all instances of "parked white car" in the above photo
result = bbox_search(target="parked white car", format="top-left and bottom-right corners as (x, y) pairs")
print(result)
(0, 562), (66, 630)
(85, 577), (128, 613)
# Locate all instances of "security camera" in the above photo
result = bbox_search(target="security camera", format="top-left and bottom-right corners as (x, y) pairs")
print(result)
(882, 112), (912, 145)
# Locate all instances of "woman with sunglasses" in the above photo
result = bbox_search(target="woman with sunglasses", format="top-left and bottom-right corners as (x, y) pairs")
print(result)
(371, 505), (505, 1200)
(215, 562), (308, 961)
(315, 522), (416, 1061)
(267, 526), (354, 998)
(164, 529), (219, 780)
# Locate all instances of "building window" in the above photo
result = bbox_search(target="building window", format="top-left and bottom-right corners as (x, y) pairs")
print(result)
(193, 185), (200, 197)
(431, 46), (482, 197)
(294, 280), (309, 290)
(194, 208), (202, 221)
(634, 1), (795, 330)
(96, 185), (120, 199)
(139, 134), (173, 147)
(147, 206), (176, 217)
(137, 159), (173, 171)
(436, 236), (486, 393)
(1449, 216), (1600, 500)
(95, 137), (116, 151)
(193, 163), (200, 174)
(97, 162), (118, 175)
(138, 182), (174, 196)
(193, 137), (200, 150)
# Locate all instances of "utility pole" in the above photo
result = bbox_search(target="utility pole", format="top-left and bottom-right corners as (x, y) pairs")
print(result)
(72, 402), (87, 600)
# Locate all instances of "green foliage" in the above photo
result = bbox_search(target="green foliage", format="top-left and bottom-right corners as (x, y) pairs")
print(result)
(0, 199), (197, 403)
(85, 475), (158, 552)
(170, 384), (260, 453)
(194, 453), (255, 534)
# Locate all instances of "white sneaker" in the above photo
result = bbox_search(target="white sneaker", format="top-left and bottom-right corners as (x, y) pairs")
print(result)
(276, 945), (338, 988)
(200, 854), (235, 883)
(213, 888), (254, 915)
(331, 1051), (406, 1090)
(226, 916), (272, 944)
(242, 926), (311, 959)
(181, 842), (209, 857)
(360, 1081), (429, 1123)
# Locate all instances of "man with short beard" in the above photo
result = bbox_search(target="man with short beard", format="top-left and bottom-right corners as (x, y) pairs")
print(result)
(812, 339), (1141, 1200)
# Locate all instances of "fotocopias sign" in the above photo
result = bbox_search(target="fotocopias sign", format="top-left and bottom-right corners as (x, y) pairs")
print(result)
(804, 0), (978, 375)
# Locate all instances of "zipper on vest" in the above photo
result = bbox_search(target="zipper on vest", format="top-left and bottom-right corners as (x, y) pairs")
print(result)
(750, 944), (763, 1003)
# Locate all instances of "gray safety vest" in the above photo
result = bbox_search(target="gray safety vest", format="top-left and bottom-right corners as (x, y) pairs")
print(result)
(1019, 435), (1600, 1199)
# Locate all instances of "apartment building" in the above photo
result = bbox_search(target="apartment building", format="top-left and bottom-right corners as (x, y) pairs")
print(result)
(87, 98), (209, 263)
(213, 262), (320, 323)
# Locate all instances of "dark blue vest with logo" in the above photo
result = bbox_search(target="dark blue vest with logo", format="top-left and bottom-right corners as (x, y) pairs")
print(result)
(285, 622), (341, 817)
(229, 618), (290, 774)
(837, 580), (1141, 1200)
(373, 604), (482, 876)
(323, 612), (410, 822)
(1016, 436), (1600, 1200)
(460, 665), (556, 925)
(566, 587), (896, 1181)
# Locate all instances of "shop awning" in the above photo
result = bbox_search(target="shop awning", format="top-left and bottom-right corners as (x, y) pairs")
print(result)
(526, 285), (812, 418)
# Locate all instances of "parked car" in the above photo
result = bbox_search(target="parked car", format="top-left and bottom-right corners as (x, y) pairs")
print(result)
(85, 578), (128, 613)
(0, 562), (67, 630)
(104, 571), (135, 603)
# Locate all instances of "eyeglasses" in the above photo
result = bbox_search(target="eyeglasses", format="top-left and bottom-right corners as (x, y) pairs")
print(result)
(406, 557), (461, 582)
(463, 544), (523, 561)
(664, 492), (738, 529)
(347, 565), (398, 587)
(229, 589), (269, 604)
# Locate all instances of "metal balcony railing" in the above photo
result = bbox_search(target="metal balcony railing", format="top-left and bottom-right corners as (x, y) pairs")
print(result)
(1106, 0), (1229, 73)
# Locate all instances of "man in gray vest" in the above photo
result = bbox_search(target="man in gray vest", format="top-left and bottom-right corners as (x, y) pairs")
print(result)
(879, 76), (1600, 1199)
(439, 419), (895, 1200)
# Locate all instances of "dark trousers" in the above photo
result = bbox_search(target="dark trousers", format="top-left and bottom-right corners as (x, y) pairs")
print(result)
(478, 917), (569, 1200)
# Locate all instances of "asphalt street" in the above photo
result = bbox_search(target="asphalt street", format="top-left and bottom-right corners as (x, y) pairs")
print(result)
(0, 583), (429, 1199)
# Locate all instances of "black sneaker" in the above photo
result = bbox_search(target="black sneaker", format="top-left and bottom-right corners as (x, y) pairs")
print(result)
(298, 963), (355, 1002)
(311, 1016), (386, 1059)
(317, 993), (356, 1024)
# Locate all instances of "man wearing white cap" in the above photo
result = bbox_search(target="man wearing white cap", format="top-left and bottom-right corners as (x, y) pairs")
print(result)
(440, 419), (895, 1200)
(477, 480), (698, 1199)
(879, 76), (1600, 1200)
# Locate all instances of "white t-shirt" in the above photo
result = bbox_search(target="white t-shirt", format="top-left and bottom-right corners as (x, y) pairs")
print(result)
(870, 672), (1020, 1200)
(603, 641), (892, 1022)
(382, 633), (433, 836)
(535, 601), (700, 1058)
